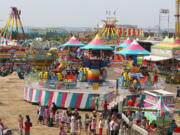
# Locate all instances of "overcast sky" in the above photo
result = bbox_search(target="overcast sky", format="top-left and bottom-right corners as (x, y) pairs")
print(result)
(0, 0), (176, 28)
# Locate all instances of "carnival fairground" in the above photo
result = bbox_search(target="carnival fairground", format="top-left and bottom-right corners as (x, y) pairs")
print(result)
(1, 3), (180, 135)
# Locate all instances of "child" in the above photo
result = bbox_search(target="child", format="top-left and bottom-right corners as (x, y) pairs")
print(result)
(59, 110), (63, 127)
(66, 107), (72, 133)
(98, 117), (103, 135)
(24, 115), (32, 135)
(48, 110), (53, 127)
(44, 106), (50, 125)
(38, 106), (45, 124)
(55, 111), (59, 127)
(59, 127), (66, 135)
(90, 118), (96, 135)
(105, 118), (110, 135)
(61, 111), (67, 128)
(84, 114), (90, 134)
(18, 114), (23, 135)
(77, 116), (82, 135)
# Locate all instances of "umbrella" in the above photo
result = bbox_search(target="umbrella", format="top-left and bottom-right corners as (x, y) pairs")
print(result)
(62, 36), (85, 47)
(81, 34), (114, 50)
(115, 40), (150, 56)
(130, 73), (144, 78)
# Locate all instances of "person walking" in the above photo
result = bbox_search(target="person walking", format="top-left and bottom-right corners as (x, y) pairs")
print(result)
(98, 117), (103, 135)
(169, 120), (177, 135)
(18, 115), (23, 135)
(84, 114), (90, 134)
(24, 115), (32, 135)
(94, 95), (100, 111)
(59, 127), (66, 135)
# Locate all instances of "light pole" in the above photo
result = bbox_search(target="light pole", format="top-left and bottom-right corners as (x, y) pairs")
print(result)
(159, 9), (170, 37)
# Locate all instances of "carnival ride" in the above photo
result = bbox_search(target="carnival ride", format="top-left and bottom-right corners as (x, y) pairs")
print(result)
(0, 7), (29, 78)
(27, 40), (58, 70)
(79, 34), (113, 83)
(98, 16), (119, 44)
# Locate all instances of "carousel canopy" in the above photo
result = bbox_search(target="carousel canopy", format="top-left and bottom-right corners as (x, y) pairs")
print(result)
(152, 37), (180, 50)
(117, 38), (132, 48)
(115, 40), (150, 56)
(81, 34), (114, 50)
(146, 96), (173, 112)
(62, 36), (85, 47)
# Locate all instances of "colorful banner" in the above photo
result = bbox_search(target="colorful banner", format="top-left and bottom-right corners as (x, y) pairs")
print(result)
(24, 87), (113, 110)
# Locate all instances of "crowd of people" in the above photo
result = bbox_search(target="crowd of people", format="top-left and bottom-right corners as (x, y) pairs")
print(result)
(0, 100), (179, 135)
(35, 102), (132, 135)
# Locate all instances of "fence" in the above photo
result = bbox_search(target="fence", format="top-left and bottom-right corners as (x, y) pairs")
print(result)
(122, 113), (149, 135)
(24, 73), (117, 94)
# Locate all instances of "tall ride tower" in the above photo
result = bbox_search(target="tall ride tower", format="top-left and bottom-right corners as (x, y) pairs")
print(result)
(175, 0), (180, 38)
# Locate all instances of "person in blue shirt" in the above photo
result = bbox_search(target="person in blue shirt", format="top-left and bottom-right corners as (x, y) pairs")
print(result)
(169, 119), (177, 135)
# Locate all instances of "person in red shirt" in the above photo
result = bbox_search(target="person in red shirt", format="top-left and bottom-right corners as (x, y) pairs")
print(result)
(24, 115), (32, 135)
(153, 73), (158, 83)
(102, 100), (109, 119)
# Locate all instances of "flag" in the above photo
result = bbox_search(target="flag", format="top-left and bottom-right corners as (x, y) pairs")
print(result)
(133, 29), (136, 36)
(126, 28), (128, 36)
(123, 28), (126, 36)
(136, 29), (138, 36)
(137, 29), (140, 36)
(119, 28), (122, 36)
(131, 29), (133, 36)
(128, 29), (131, 36)
(140, 29), (144, 36)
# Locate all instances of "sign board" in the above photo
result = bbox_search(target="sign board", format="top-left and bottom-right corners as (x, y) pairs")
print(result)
(151, 48), (172, 57)
(93, 83), (99, 90)
(173, 49), (180, 57)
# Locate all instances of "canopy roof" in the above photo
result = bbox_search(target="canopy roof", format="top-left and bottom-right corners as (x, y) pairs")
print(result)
(146, 96), (173, 112)
(152, 37), (180, 49)
(117, 38), (132, 48)
(143, 55), (172, 62)
(81, 35), (114, 50)
(115, 40), (150, 56)
(62, 36), (85, 47)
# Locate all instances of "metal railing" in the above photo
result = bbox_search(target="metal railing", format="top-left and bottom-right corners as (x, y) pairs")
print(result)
(24, 73), (116, 94)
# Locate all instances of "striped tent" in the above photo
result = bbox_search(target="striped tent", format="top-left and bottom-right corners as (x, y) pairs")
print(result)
(145, 96), (174, 123)
(81, 34), (114, 50)
(115, 40), (150, 56)
(117, 38), (132, 48)
(62, 36), (85, 47)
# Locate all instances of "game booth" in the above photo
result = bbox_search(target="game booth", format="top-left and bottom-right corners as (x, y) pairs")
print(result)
(143, 37), (180, 83)
(144, 90), (175, 128)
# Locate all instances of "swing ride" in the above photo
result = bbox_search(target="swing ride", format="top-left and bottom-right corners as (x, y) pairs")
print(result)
(0, 7), (28, 78)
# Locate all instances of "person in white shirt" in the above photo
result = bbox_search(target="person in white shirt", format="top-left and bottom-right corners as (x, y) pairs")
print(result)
(110, 119), (115, 135)
(71, 113), (76, 135)
(98, 117), (104, 135)
(105, 118), (110, 135)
